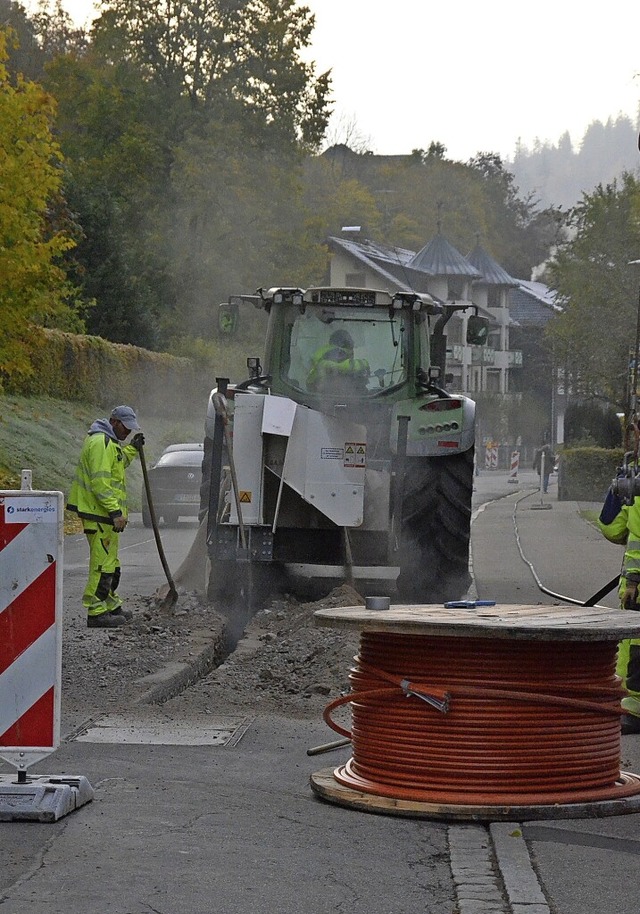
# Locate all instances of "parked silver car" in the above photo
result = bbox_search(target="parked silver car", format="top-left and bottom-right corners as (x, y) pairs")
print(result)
(141, 443), (204, 527)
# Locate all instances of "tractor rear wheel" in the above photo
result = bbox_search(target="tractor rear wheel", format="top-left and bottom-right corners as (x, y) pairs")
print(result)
(395, 448), (474, 603)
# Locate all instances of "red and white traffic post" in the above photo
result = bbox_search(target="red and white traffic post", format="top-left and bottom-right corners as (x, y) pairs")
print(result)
(508, 449), (520, 484)
(0, 473), (93, 821)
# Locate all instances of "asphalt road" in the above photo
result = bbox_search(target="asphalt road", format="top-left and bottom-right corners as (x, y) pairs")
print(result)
(4, 469), (640, 914)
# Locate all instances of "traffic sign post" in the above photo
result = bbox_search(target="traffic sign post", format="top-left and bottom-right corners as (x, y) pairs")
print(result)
(0, 478), (93, 821)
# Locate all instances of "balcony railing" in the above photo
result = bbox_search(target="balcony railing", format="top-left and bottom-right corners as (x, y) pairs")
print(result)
(471, 346), (495, 365)
(446, 346), (522, 367)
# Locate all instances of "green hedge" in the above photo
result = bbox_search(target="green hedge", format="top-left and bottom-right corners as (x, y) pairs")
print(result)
(5, 329), (213, 418)
(557, 447), (625, 502)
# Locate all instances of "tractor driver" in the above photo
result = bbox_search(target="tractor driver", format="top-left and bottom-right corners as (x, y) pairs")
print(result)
(306, 329), (370, 393)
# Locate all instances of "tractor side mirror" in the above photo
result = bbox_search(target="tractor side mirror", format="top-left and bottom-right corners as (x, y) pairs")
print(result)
(466, 315), (489, 346)
(218, 302), (239, 336)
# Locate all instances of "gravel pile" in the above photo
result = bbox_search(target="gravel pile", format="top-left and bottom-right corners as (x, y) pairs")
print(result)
(62, 584), (364, 723)
(178, 584), (364, 718)
(61, 591), (224, 718)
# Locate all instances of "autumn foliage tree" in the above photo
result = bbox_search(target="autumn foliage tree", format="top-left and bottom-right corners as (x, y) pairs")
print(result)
(0, 27), (81, 387)
(547, 173), (640, 406)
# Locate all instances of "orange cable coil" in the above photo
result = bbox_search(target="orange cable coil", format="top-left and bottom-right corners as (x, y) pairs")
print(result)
(322, 633), (640, 806)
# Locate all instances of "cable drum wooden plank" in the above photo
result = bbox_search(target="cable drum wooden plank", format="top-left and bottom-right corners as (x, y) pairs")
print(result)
(313, 602), (640, 641)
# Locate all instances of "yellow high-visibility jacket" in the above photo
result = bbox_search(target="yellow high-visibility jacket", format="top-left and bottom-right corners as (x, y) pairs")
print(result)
(307, 344), (370, 391)
(67, 419), (137, 525)
(598, 488), (640, 600)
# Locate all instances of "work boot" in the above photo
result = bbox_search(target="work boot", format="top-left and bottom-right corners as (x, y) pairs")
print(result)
(105, 593), (132, 620)
(87, 611), (126, 629)
(110, 605), (133, 621)
(621, 713), (640, 735)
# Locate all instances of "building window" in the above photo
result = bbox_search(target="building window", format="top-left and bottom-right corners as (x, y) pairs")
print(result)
(448, 277), (465, 300)
(486, 370), (501, 392)
(346, 272), (366, 287)
(487, 287), (501, 308)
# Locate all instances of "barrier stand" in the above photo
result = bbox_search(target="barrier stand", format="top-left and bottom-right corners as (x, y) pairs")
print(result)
(508, 450), (520, 485)
(0, 472), (94, 822)
(485, 442), (498, 470)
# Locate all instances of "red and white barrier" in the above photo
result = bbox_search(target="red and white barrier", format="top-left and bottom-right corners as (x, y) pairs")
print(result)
(0, 489), (63, 771)
(508, 450), (520, 484)
(484, 443), (498, 470)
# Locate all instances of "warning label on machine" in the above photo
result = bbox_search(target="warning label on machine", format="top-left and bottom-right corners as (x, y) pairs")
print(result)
(321, 448), (344, 460)
(344, 443), (366, 468)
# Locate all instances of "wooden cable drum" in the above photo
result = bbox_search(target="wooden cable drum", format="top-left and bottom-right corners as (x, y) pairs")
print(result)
(312, 604), (640, 815)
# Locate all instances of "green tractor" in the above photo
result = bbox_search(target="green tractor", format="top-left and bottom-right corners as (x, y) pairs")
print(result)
(201, 286), (487, 613)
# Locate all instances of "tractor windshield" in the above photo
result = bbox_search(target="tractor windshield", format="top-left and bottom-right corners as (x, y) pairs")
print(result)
(279, 305), (409, 396)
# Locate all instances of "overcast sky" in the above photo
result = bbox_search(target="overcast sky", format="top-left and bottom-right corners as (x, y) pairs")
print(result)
(56, 0), (640, 162)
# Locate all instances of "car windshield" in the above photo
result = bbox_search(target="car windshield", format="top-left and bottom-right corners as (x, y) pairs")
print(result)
(156, 450), (203, 468)
(280, 304), (408, 395)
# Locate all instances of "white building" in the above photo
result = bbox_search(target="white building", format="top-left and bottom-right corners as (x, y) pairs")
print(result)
(328, 228), (522, 395)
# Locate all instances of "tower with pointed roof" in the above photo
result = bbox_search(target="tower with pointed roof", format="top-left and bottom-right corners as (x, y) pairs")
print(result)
(326, 224), (541, 399)
(466, 239), (519, 394)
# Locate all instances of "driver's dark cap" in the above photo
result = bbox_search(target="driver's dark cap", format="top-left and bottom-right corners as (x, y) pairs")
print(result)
(329, 329), (354, 349)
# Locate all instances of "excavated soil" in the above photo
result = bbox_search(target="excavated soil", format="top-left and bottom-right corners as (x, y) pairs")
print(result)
(61, 590), (220, 719)
(175, 584), (364, 719)
(62, 584), (364, 723)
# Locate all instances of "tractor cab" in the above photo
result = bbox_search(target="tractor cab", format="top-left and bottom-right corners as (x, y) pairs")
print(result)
(261, 287), (444, 404)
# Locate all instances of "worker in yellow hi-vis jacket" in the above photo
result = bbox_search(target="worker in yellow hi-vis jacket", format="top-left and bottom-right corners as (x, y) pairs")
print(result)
(307, 329), (370, 393)
(598, 484), (640, 734)
(67, 405), (144, 628)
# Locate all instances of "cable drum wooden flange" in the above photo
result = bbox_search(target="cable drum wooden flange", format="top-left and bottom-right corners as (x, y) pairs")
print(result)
(310, 603), (640, 822)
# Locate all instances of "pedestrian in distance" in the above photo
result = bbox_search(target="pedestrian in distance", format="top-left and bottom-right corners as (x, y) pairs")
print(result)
(533, 443), (553, 494)
(67, 405), (145, 628)
(598, 484), (640, 734)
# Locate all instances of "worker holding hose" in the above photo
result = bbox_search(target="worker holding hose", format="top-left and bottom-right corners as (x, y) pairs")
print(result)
(598, 486), (640, 734)
(67, 405), (145, 628)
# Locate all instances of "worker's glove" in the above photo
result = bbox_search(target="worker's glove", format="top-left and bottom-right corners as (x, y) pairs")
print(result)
(131, 433), (145, 452)
(623, 573), (640, 610)
(113, 515), (127, 532)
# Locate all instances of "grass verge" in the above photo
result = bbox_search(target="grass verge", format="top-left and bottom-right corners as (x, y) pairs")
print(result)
(0, 394), (204, 530)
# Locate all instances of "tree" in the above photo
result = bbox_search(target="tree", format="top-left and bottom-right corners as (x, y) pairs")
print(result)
(0, 0), (45, 81)
(0, 27), (80, 385)
(91, 0), (331, 147)
(44, 47), (175, 348)
(467, 152), (563, 278)
(39, 0), (332, 351)
(31, 0), (88, 60)
(167, 121), (331, 342)
(546, 173), (640, 406)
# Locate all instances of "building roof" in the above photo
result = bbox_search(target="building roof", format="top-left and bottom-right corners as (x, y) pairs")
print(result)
(466, 243), (518, 287)
(508, 280), (560, 327)
(329, 233), (558, 329)
(328, 236), (433, 293)
(409, 231), (481, 278)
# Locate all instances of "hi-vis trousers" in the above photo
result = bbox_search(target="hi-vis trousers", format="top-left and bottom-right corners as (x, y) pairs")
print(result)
(83, 522), (122, 616)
